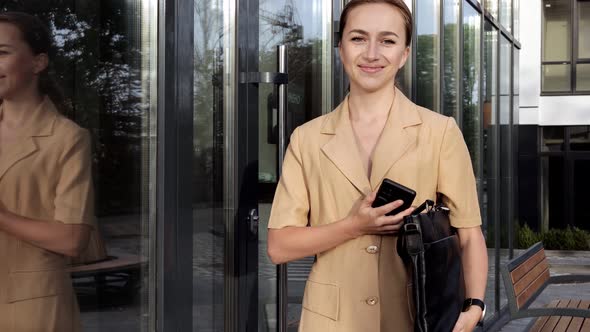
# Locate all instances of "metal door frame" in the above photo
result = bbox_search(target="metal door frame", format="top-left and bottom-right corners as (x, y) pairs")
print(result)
(156, 0), (195, 330)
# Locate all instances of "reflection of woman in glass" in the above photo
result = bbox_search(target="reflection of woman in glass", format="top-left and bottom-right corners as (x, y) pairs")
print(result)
(0, 12), (93, 332)
(268, 1), (488, 331)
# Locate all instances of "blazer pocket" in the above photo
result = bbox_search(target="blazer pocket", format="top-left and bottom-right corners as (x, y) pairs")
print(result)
(302, 279), (339, 321)
(7, 270), (68, 303)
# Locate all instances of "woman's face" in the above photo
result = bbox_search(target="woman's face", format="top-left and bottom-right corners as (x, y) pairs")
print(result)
(339, 3), (410, 94)
(0, 22), (46, 100)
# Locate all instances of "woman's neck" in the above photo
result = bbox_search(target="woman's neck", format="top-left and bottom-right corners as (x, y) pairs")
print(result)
(0, 91), (45, 128)
(348, 86), (395, 123)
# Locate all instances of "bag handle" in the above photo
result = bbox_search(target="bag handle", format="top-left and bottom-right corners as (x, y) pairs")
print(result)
(410, 199), (434, 216)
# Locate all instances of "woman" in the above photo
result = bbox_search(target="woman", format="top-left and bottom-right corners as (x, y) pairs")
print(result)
(0, 12), (94, 332)
(267, 1), (488, 331)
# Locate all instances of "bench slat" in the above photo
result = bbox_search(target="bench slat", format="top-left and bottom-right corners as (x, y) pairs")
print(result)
(530, 300), (562, 332)
(514, 259), (550, 297)
(516, 267), (551, 309)
(540, 300), (571, 332)
(581, 318), (590, 332)
(568, 301), (590, 332)
(511, 249), (546, 284)
(553, 299), (581, 332)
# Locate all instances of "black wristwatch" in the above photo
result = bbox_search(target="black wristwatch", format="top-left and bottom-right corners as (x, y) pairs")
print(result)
(463, 298), (486, 326)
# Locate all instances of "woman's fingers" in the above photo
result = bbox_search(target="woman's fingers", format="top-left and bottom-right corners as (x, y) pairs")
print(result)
(373, 199), (404, 216)
(377, 207), (413, 225)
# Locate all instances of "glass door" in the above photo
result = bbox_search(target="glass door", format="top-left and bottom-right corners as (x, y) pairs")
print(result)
(234, 0), (335, 331)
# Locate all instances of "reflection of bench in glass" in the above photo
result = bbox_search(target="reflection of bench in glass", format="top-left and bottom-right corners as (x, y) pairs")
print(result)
(68, 254), (145, 296)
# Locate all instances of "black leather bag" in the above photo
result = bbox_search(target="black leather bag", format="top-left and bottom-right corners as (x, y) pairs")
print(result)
(397, 200), (465, 332)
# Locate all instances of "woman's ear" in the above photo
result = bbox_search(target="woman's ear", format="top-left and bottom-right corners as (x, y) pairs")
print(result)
(33, 53), (49, 74)
(399, 46), (410, 69)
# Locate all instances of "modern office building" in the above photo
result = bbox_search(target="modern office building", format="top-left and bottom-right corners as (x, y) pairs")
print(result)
(8, 0), (582, 331)
(518, 0), (590, 234)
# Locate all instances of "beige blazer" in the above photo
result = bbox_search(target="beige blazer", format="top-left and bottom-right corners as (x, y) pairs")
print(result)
(0, 97), (95, 332)
(268, 89), (481, 332)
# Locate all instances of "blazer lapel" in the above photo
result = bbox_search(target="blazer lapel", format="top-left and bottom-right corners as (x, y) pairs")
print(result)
(321, 97), (372, 194)
(369, 89), (422, 189)
(0, 138), (38, 181)
(0, 97), (57, 181)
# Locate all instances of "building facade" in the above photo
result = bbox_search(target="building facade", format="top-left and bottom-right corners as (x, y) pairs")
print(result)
(518, 0), (590, 234)
(0, 0), (536, 331)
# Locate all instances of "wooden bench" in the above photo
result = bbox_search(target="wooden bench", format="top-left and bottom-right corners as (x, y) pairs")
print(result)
(501, 242), (590, 331)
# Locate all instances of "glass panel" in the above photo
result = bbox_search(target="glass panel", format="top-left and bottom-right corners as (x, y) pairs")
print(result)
(0, 2), (157, 331)
(542, 156), (566, 230)
(443, 0), (460, 119)
(416, 0), (441, 113)
(542, 64), (572, 92)
(483, 21), (498, 319)
(514, 49), (520, 96)
(513, 0), (520, 40)
(576, 63), (590, 91)
(462, 2), (482, 186)
(499, 34), (512, 302)
(542, 126), (565, 152)
(500, 36), (512, 126)
(570, 126), (590, 151)
(193, 0), (228, 330)
(500, 0), (512, 33)
(257, 1), (331, 330)
(578, 1), (590, 59)
(573, 159), (590, 229)
(542, 0), (571, 62)
(486, 0), (499, 19)
(512, 48), (519, 247)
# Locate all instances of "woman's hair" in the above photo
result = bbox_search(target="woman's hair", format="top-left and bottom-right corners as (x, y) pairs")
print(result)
(339, 0), (413, 47)
(0, 12), (70, 113)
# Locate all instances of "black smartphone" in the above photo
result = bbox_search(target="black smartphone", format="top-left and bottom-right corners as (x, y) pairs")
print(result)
(371, 178), (416, 216)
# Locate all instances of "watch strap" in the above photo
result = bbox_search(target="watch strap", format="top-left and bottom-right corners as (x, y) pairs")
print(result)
(463, 298), (486, 325)
(463, 298), (484, 311)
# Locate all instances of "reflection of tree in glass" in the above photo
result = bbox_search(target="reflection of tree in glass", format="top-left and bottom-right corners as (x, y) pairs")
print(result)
(1, 1), (144, 216)
(260, 0), (303, 51)
(259, 1), (325, 152)
(193, 1), (224, 204)
(416, 34), (436, 111)
(443, 23), (458, 118)
(462, 18), (480, 178)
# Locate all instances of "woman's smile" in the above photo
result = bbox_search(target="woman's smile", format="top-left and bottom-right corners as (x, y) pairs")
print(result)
(358, 64), (385, 73)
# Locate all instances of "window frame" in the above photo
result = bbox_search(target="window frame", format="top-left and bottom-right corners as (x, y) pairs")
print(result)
(541, 0), (590, 95)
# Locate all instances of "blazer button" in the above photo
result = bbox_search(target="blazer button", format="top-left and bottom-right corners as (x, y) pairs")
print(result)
(366, 245), (379, 254)
(366, 296), (379, 306)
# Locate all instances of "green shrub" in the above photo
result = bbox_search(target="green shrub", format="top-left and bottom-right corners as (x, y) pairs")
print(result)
(517, 224), (590, 250)
(543, 228), (566, 250)
(571, 227), (590, 249)
(517, 224), (541, 249)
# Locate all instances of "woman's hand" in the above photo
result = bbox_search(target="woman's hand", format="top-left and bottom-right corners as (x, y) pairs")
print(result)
(345, 190), (414, 237)
(452, 307), (481, 332)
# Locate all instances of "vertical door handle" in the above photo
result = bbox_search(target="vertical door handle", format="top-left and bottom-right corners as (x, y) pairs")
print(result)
(277, 44), (288, 172)
(276, 44), (289, 332)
